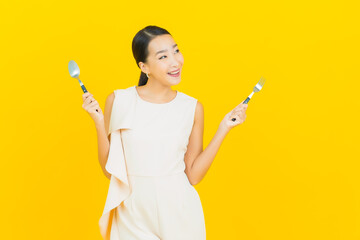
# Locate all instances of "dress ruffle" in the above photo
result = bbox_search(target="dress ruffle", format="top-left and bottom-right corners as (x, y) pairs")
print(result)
(99, 88), (136, 240)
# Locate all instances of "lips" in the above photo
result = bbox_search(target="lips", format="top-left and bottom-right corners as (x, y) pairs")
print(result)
(168, 69), (180, 74)
(168, 69), (180, 77)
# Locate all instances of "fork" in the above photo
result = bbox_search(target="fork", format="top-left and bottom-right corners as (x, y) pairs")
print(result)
(231, 77), (266, 122)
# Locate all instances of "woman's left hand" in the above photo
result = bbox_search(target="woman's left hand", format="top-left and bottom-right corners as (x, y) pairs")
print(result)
(219, 102), (248, 132)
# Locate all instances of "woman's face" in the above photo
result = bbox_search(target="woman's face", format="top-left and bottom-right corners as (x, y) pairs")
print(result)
(140, 34), (184, 86)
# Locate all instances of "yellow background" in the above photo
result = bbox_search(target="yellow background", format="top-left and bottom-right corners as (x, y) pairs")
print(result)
(1, 0), (359, 239)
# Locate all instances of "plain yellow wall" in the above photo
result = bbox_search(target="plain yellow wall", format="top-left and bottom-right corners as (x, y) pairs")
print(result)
(1, 0), (359, 239)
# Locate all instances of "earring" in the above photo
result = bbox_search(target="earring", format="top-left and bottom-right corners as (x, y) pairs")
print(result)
(146, 72), (149, 78)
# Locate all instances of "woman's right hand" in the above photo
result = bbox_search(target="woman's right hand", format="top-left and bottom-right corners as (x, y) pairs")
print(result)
(82, 92), (104, 126)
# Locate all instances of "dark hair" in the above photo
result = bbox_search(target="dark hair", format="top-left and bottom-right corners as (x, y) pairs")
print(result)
(132, 25), (171, 86)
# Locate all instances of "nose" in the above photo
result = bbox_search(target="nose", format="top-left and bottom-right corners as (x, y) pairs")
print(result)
(171, 62), (180, 69)
(170, 55), (181, 68)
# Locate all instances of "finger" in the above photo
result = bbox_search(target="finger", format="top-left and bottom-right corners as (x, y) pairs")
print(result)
(239, 113), (246, 122)
(236, 102), (247, 108)
(233, 107), (244, 112)
(88, 100), (98, 108)
(82, 92), (92, 100)
(233, 104), (247, 112)
(84, 93), (93, 100)
(86, 103), (99, 113)
(82, 92), (91, 98)
(85, 96), (96, 104)
(83, 99), (96, 110)
(89, 99), (98, 106)
(232, 109), (245, 115)
(232, 112), (245, 122)
(84, 97), (91, 105)
(239, 104), (248, 110)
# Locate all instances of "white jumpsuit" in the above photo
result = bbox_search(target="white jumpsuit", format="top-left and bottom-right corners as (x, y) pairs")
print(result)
(99, 85), (206, 240)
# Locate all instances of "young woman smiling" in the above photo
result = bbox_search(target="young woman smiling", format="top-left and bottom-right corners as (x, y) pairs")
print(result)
(82, 25), (248, 240)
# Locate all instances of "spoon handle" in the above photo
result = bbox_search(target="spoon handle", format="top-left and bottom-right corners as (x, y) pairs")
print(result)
(80, 81), (98, 112)
(81, 84), (88, 93)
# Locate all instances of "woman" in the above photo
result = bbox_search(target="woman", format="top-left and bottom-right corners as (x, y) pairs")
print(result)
(82, 25), (248, 240)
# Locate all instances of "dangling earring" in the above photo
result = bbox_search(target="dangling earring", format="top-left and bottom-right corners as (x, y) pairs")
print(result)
(146, 72), (150, 78)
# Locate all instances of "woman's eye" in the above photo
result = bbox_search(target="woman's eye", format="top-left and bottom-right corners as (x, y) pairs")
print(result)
(159, 49), (180, 60)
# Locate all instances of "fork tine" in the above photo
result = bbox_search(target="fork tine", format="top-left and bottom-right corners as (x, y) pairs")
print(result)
(258, 76), (266, 87)
(254, 77), (266, 92)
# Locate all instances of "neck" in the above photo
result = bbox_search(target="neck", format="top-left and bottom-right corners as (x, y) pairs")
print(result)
(139, 79), (176, 101)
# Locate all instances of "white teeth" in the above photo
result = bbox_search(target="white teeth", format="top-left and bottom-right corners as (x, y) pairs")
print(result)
(169, 70), (180, 74)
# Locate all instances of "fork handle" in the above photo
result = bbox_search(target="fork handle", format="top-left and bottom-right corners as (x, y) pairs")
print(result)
(243, 97), (250, 104)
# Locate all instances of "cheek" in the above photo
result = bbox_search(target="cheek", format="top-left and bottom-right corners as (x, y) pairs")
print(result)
(152, 61), (165, 69)
(178, 54), (184, 64)
(157, 63), (169, 73)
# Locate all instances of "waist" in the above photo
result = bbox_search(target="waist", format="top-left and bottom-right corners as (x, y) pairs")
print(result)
(126, 171), (192, 191)
(127, 170), (186, 178)
(126, 160), (186, 177)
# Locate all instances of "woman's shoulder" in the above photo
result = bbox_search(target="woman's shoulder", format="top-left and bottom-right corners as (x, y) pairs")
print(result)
(113, 85), (135, 95)
(177, 90), (197, 101)
(177, 91), (198, 108)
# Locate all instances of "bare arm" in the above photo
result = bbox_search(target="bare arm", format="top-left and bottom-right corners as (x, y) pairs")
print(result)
(184, 100), (247, 185)
(184, 101), (229, 185)
(189, 126), (229, 185)
(95, 92), (115, 180)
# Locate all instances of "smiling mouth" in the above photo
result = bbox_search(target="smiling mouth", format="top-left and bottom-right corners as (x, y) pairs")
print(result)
(168, 71), (180, 77)
(168, 69), (180, 73)
(168, 69), (180, 77)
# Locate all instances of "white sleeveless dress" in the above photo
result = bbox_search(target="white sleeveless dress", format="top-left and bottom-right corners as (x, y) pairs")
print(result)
(99, 85), (206, 240)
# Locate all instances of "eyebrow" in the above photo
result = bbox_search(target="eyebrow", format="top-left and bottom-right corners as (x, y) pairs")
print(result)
(155, 44), (178, 56)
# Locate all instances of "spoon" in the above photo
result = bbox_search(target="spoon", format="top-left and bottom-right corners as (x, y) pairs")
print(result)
(68, 60), (98, 112)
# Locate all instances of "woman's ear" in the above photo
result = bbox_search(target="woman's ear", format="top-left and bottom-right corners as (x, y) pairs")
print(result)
(139, 62), (148, 73)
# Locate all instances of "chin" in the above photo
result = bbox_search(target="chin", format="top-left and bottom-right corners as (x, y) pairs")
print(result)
(166, 74), (181, 83)
(169, 78), (181, 86)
